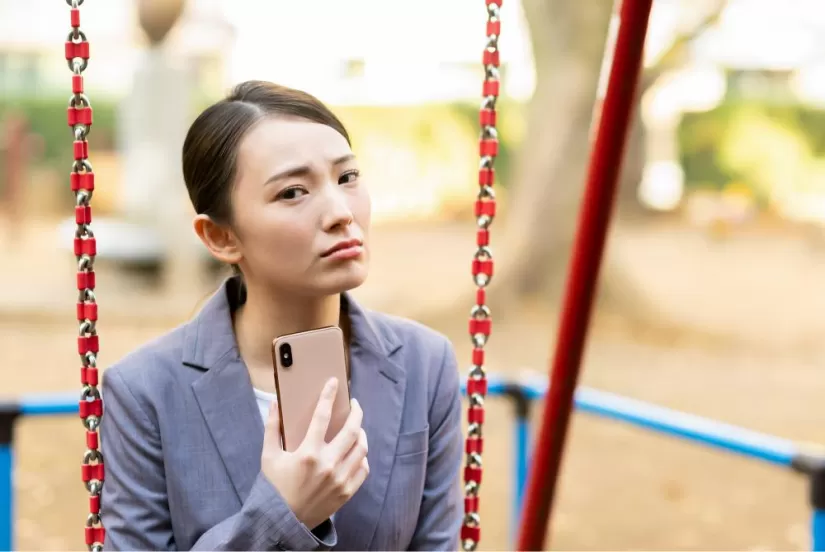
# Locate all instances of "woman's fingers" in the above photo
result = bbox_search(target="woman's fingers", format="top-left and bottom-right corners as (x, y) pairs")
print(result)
(303, 378), (339, 448)
(327, 397), (363, 458)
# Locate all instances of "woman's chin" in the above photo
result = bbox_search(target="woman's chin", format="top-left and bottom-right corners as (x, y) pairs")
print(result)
(316, 262), (369, 294)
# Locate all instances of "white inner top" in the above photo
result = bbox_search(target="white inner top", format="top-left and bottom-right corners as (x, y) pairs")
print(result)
(253, 387), (278, 423)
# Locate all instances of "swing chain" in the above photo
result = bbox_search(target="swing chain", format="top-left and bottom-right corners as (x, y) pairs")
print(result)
(66, 2), (104, 550)
(462, 0), (502, 550)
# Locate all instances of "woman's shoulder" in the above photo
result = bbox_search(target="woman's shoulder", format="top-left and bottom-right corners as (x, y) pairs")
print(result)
(103, 323), (190, 393)
(368, 309), (453, 357)
(364, 309), (459, 392)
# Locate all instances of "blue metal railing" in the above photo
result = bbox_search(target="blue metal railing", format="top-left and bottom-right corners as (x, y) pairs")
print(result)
(814, 510), (825, 552)
(1, 376), (823, 551)
(0, 444), (10, 552)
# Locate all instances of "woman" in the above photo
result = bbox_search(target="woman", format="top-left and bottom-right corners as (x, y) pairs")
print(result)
(99, 80), (463, 551)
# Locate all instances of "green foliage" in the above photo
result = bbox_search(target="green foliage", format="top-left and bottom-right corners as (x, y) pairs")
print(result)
(0, 95), (118, 171)
(3, 95), (521, 174)
(1, 94), (524, 214)
(325, 101), (524, 193)
(449, 99), (525, 189)
(678, 100), (825, 205)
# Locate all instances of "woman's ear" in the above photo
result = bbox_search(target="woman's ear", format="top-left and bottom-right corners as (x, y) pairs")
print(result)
(193, 214), (243, 265)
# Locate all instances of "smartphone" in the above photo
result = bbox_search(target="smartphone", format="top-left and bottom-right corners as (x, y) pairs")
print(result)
(271, 326), (351, 452)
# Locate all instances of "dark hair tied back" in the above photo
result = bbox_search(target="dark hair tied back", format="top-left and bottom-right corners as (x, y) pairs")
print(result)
(181, 81), (351, 284)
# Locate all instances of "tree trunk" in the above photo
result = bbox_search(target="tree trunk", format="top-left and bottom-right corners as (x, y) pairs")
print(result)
(618, 0), (728, 219)
(419, 0), (730, 333)
(498, 0), (612, 296)
(616, 83), (648, 218)
(497, 0), (657, 320)
(495, 0), (727, 324)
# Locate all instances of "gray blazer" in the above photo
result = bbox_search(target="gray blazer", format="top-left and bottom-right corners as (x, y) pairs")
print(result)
(99, 277), (463, 551)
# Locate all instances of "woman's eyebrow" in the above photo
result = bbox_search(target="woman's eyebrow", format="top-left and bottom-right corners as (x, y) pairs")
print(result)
(265, 154), (356, 186)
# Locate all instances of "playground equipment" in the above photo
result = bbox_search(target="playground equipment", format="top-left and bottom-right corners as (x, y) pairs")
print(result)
(517, 0), (653, 548)
(1, 0), (825, 550)
(460, 0), (501, 548)
(61, 2), (105, 551)
(3, 374), (825, 550)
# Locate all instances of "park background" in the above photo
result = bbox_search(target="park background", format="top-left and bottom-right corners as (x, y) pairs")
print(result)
(2, 0), (825, 549)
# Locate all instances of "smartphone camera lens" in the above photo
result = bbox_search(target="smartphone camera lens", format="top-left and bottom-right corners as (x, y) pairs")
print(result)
(279, 343), (293, 368)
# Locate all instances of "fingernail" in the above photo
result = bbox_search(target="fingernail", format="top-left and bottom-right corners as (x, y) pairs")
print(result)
(351, 398), (359, 408)
(327, 378), (338, 394)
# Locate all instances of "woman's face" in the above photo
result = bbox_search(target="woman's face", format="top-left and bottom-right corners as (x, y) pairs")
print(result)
(229, 116), (371, 296)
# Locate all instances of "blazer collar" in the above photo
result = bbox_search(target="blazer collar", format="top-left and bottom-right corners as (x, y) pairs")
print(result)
(181, 276), (402, 373)
(184, 277), (409, 546)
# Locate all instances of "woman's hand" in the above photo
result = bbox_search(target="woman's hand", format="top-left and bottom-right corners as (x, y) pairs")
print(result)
(260, 378), (369, 530)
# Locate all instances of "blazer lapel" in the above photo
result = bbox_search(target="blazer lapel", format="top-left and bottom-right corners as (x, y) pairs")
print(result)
(179, 279), (407, 546)
(333, 295), (406, 551)
(191, 355), (264, 502)
(183, 279), (265, 502)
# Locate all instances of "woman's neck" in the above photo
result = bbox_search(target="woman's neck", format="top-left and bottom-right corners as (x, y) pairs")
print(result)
(233, 280), (343, 382)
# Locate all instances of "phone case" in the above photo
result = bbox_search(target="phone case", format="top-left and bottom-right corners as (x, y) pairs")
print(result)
(271, 326), (351, 452)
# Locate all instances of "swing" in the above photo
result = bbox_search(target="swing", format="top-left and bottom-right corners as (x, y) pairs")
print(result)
(64, 0), (652, 549)
(64, 2), (105, 551)
(65, 1), (499, 550)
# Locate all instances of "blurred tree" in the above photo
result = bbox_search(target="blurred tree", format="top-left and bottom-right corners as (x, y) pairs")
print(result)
(137, 0), (186, 45)
(497, 0), (726, 319)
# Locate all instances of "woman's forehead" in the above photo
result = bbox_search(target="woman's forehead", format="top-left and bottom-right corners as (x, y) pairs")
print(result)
(234, 118), (354, 187)
(242, 117), (351, 161)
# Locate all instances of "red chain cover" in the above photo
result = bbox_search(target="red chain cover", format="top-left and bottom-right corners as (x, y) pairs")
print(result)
(67, 4), (105, 549)
(462, 4), (502, 548)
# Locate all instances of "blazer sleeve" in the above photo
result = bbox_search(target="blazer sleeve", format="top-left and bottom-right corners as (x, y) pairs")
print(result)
(100, 367), (337, 551)
(408, 338), (464, 551)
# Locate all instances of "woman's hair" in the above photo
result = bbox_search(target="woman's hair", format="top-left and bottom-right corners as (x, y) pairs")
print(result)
(181, 80), (351, 225)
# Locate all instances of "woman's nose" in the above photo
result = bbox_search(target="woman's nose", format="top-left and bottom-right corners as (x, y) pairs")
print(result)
(322, 187), (354, 230)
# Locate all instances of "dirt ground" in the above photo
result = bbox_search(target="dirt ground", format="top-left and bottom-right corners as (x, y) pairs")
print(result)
(3, 217), (825, 550)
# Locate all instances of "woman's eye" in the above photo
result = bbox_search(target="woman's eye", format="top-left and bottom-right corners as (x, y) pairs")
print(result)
(339, 170), (360, 185)
(277, 187), (307, 201)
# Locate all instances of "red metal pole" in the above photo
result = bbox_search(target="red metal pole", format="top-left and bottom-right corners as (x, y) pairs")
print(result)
(515, 0), (653, 549)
